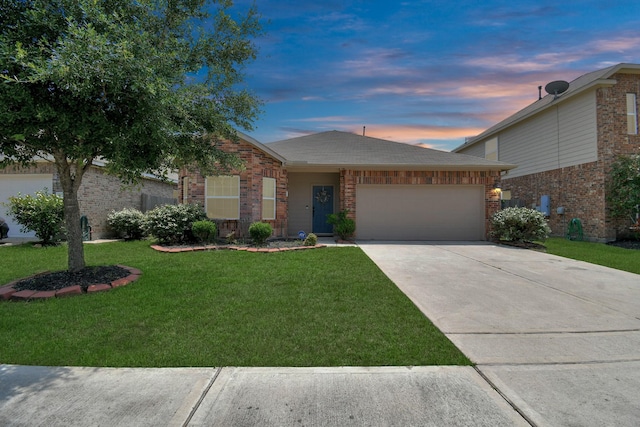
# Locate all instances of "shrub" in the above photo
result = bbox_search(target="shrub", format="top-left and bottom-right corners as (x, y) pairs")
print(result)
(326, 209), (356, 240)
(107, 208), (146, 240)
(248, 222), (272, 246)
(6, 189), (64, 245)
(490, 207), (551, 242)
(144, 203), (206, 245)
(303, 232), (318, 246)
(192, 220), (217, 244)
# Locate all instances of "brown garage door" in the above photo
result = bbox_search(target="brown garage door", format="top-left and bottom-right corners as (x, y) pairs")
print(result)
(356, 185), (485, 240)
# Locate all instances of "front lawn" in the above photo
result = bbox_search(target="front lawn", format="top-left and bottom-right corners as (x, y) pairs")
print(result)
(0, 241), (470, 367)
(544, 237), (640, 275)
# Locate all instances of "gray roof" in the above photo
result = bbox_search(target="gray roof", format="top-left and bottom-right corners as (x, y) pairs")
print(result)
(453, 63), (640, 152)
(268, 131), (515, 171)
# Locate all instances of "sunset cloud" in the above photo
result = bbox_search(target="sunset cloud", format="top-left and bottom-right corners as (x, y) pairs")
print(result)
(243, 0), (640, 151)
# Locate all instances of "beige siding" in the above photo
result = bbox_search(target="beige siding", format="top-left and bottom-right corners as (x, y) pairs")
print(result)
(287, 172), (340, 236)
(458, 141), (485, 157)
(459, 91), (598, 179)
(501, 91), (597, 178)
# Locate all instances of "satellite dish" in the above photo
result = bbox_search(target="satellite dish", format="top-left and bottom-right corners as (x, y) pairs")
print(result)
(544, 80), (570, 99)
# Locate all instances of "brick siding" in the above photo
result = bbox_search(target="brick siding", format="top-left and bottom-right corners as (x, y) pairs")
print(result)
(179, 137), (288, 238)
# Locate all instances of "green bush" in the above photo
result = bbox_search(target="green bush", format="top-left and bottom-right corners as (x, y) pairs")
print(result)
(192, 220), (217, 244)
(107, 208), (146, 240)
(303, 232), (318, 246)
(248, 222), (272, 246)
(144, 203), (206, 245)
(6, 189), (64, 245)
(490, 207), (551, 242)
(327, 209), (356, 240)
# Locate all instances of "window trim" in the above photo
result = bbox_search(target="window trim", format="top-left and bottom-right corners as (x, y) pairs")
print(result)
(262, 177), (276, 220)
(627, 93), (638, 135)
(205, 175), (240, 220)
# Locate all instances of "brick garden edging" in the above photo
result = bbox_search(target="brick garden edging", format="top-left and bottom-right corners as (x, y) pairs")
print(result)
(0, 265), (141, 302)
(150, 244), (327, 253)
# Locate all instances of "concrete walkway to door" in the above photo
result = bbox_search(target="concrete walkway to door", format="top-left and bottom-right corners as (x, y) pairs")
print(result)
(359, 241), (640, 427)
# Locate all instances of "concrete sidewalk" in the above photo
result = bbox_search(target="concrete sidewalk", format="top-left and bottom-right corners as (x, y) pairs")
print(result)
(0, 365), (527, 426)
(359, 241), (640, 427)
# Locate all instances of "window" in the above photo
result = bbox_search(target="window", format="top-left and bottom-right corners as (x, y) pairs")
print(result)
(485, 137), (498, 161)
(206, 176), (240, 219)
(262, 178), (276, 220)
(627, 93), (638, 135)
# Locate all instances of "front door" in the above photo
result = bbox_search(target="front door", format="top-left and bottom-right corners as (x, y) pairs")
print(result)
(312, 185), (334, 234)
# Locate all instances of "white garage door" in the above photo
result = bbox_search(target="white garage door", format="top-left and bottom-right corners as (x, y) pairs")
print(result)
(356, 185), (485, 240)
(0, 174), (53, 238)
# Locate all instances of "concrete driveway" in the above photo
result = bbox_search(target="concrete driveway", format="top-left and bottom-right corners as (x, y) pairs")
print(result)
(359, 241), (640, 427)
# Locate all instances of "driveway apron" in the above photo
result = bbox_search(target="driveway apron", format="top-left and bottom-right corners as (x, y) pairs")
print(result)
(359, 241), (640, 427)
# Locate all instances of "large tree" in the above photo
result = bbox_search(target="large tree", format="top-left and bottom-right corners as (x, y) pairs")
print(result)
(0, 0), (261, 271)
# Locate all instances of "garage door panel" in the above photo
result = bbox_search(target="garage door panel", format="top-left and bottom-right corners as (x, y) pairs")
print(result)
(356, 185), (484, 240)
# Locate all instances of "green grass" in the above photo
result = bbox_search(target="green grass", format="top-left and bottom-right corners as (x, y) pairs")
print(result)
(544, 237), (640, 274)
(0, 241), (470, 367)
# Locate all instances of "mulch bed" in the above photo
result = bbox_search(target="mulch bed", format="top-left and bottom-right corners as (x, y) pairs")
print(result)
(607, 239), (640, 250)
(12, 266), (131, 292)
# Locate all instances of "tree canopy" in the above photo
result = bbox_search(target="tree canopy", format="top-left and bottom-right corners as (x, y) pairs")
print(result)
(0, 0), (262, 271)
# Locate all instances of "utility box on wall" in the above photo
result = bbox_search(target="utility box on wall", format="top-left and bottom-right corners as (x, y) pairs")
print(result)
(540, 195), (551, 217)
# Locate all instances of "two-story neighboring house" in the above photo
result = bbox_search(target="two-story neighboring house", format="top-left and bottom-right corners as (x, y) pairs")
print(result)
(454, 63), (640, 241)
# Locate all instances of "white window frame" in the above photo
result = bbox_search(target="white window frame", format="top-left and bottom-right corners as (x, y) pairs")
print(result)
(262, 177), (276, 220)
(205, 175), (240, 219)
(627, 93), (638, 135)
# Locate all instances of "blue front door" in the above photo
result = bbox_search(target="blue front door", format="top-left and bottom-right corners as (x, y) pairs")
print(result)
(312, 185), (334, 234)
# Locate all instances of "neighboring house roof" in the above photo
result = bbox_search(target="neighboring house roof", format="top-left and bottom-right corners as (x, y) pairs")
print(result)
(453, 63), (640, 152)
(268, 130), (515, 171)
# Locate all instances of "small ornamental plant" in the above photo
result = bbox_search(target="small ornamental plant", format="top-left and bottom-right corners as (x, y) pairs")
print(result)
(144, 203), (206, 245)
(248, 222), (273, 246)
(490, 207), (551, 243)
(303, 232), (318, 246)
(107, 208), (146, 240)
(6, 189), (64, 245)
(192, 220), (217, 244)
(327, 209), (356, 241)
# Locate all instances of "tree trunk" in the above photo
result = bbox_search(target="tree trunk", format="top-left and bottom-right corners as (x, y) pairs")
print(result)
(63, 188), (85, 272)
(55, 155), (87, 272)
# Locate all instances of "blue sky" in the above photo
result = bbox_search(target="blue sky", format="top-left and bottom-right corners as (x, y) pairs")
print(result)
(236, 0), (640, 151)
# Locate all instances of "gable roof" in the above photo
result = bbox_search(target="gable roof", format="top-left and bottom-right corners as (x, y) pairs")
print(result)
(236, 130), (286, 164)
(268, 130), (515, 171)
(453, 63), (640, 152)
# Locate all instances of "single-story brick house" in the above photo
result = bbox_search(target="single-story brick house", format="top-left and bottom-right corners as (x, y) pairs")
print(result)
(453, 63), (640, 241)
(180, 130), (515, 240)
(0, 161), (176, 239)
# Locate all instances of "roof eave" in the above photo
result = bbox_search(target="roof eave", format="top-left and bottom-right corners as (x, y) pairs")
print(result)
(285, 161), (516, 172)
(453, 78), (618, 151)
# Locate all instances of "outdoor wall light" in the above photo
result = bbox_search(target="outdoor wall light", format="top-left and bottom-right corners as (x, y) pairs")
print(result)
(493, 182), (502, 193)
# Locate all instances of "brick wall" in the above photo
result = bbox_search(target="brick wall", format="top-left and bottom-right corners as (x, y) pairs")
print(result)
(502, 162), (607, 239)
(1, 162), (176, 239)
(339, 169), (502, 239)
(179, 136), (288, 238)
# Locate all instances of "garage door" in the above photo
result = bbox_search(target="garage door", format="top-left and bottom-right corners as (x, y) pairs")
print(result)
(0, 174), (54, 238)
(356, 185), (485, 240)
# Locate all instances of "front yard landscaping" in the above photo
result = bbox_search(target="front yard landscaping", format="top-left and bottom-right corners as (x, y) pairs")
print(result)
(0, 241), (470, 368)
